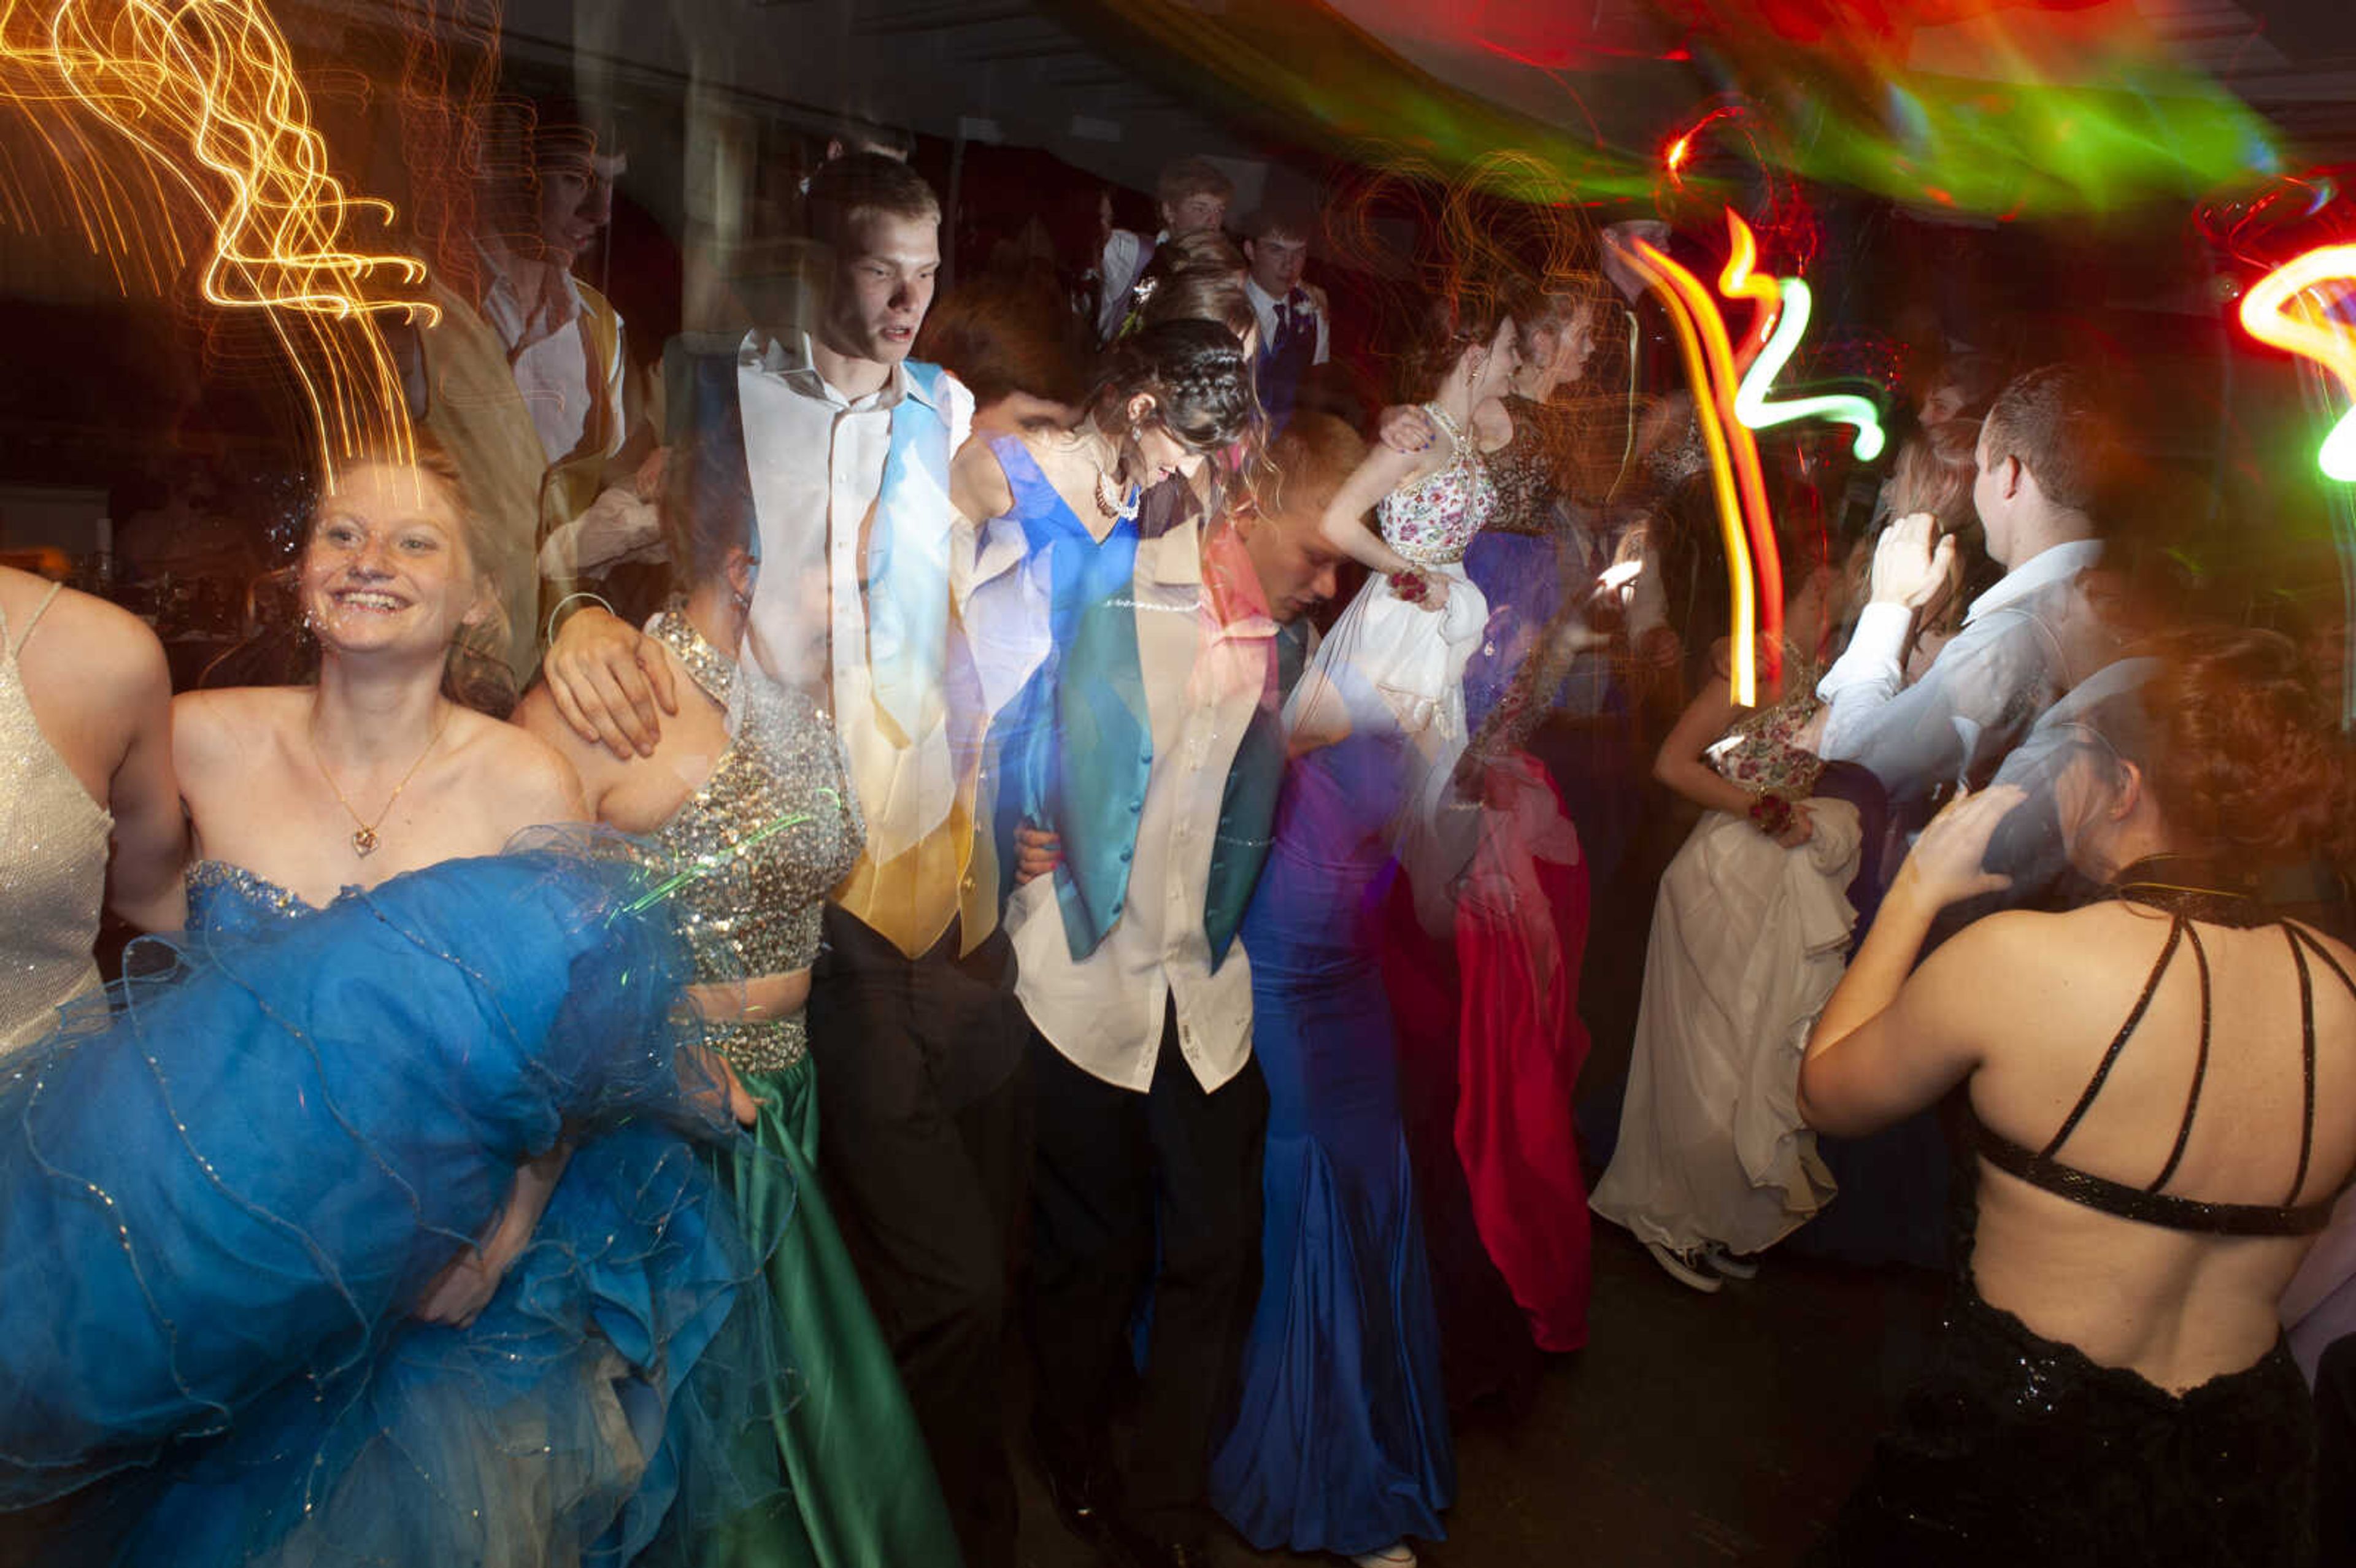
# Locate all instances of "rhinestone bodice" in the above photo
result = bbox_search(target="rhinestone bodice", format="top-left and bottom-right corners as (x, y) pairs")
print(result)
(644, 610), (864, 1073)
(1377, 402), (1497, 568)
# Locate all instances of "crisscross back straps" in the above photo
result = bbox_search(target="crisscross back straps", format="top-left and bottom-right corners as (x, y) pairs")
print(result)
(2147, 923), (2213, 1194)
(2041, 915), (2186, 1161)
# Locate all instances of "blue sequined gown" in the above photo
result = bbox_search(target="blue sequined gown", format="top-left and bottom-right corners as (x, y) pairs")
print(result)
(0, 848), (783, 1567)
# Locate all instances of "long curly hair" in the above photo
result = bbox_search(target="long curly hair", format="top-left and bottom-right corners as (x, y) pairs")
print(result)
(2133, 625), (2352, 865)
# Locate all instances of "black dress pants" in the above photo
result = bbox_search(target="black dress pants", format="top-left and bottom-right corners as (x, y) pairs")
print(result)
(807, 907), (1033, 1568)
(1026, 1012), (1268, 1539)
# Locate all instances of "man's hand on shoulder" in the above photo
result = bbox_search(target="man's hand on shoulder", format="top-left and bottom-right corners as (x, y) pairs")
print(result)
(541, 606), (677, 759)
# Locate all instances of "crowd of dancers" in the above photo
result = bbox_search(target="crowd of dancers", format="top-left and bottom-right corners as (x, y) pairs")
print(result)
(2, 109), (2355, 1568)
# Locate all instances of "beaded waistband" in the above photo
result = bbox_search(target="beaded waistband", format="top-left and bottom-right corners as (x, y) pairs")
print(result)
(707, 1012), (807, 1075)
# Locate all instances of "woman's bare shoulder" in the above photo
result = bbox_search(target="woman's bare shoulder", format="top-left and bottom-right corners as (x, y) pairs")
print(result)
(1922, 903), (2185, 1056)
(1915, 907), (2088, 1000)
(448, 707), (587, 823)
(7, 577), (167, 691)
(513, 682), (608, 770)
(950, 429), (1017, 519)
(172, 685), (304, 753)
(450, 705), (574, 780)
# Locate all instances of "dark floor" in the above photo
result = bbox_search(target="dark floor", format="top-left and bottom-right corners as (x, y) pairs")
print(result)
(1014, 1227), (1946, 1568)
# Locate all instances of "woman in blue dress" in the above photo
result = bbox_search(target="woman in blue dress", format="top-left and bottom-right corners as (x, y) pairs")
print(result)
(1209, 286), (1548, 1568)
(0, 444), (777, 1566)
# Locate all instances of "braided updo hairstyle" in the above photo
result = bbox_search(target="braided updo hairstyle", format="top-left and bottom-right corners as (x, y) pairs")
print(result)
(1090, 317), (1260, 520)
(2132, 626), (2352, 865)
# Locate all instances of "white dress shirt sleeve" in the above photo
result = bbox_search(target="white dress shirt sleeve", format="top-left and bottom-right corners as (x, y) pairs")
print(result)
(1815, 604), (2065, 807)
(1097, 230), (1145, 342)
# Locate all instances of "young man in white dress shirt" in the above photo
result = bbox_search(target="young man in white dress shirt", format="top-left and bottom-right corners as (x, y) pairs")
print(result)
(1238, 201), (1329, 436)
(1097, 156), (1234, 344)
(403, 98), (634, 687)
(475, 111), (630, 474)
(966, 326), (1280, 1568)
(539, 153), (1029, 1568)
(1815, 363), (2125, 820)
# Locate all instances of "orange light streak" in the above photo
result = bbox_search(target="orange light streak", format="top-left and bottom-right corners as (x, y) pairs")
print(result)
(1, 0), (435, 472)
(1626, 232), (1784, 704)
(1717, 209), (1782, 366)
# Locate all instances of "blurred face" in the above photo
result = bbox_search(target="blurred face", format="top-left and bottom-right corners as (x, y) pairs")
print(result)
(1557, 304), (1598, 380)
(1162, 190), (1228, 237)
(824, 209), (940, 366)
(1133, 419), (1208, 488)
(1523, 302), (1598, 390)
(301, 463), (485, 656)
(536, 148), (623, 270)
(1920, 384), (1967, 424)
(741, 551), (833, 693)
(1245, 231), (1309, 298)
(1240, 504), (1347, 623)
(2054, 747), (2128, 882)
(1601, 220), (1669, 301)
(973, 391), (1080, 440)
(1468, 317), (1522, 403)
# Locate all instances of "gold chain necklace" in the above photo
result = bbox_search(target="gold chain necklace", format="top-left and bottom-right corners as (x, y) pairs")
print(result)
(309, 704), (448, 858)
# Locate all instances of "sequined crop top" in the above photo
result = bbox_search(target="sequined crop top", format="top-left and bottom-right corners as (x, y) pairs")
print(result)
(1973, 877), (2356, 1237)
(645, 610), (864, 1074)
(1377, 402), (1497, 568)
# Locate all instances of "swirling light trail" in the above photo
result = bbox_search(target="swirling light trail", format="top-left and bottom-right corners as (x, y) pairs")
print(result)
(1720, 213), (1887, 461)
(1, 0), (434, 471)
(2239, 245), (2356, 483)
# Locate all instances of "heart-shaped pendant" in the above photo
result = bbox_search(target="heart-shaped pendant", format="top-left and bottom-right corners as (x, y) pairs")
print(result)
(351, 826), (379, 857)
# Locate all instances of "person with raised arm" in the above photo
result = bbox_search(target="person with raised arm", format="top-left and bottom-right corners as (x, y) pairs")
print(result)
(537, 152), (1029, 1568)
(1801, 628), (2356, 1564)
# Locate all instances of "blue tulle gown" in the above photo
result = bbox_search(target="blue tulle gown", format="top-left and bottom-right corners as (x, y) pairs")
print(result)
(0, 848), (786, 1567)
(1208, 729), (1455, 1556)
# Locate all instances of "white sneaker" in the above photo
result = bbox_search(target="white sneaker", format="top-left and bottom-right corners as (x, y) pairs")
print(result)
(1350, 1545), (1419, 1567)
(1645, 1240), (1723, 1294)
(1703, 1243), (1760, 1281)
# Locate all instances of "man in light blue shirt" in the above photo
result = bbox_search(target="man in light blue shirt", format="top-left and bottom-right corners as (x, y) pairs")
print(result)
(1817, 364), (2125, 818)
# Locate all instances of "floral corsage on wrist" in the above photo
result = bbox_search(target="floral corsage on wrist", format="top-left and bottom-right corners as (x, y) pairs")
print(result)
(1747, 791), (1796, 838)
(1388, 569), (1428, 605)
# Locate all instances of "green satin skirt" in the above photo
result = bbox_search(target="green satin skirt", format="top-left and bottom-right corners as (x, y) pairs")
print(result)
(706, 1056), (964, 1568)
